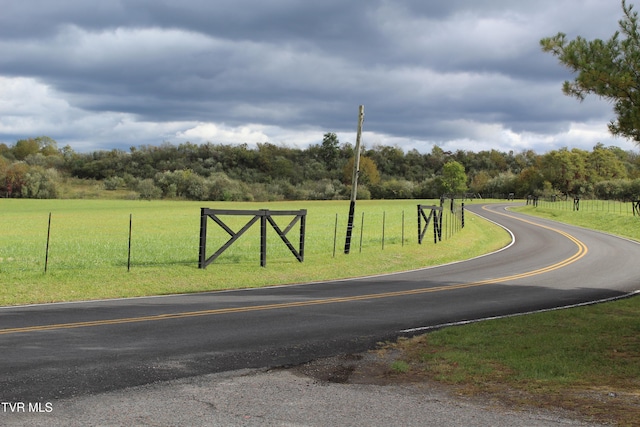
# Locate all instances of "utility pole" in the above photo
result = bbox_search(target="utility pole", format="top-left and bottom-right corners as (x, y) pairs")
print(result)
(344, 105), (364, 254)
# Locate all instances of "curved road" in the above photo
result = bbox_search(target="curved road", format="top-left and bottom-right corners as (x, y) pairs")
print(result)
(1, 203), (639, 402)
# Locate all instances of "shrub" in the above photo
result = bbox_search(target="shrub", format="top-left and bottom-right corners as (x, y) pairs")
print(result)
(137, 179), (162, 200)
(103, 176), (124, 190)
(21, 167), (59, 199)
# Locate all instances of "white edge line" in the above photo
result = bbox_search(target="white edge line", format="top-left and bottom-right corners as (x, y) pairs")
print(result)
(1, 209), (517, 310)
(399, 290), (640, 334)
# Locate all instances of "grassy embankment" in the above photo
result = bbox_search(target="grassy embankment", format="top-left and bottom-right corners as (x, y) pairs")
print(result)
(389, 203), (640, 427)
(0, 198), (507, 306)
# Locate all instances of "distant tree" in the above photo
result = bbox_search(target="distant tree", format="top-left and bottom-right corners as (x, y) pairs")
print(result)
(35, 136), (59, 156)
(367, 145), (405, 178)
(541, 0), (640, 143)
(0, 156), (8, 195)
(21, 167), (58, 198)
(338, 142), (354, 161)
(12, 139), (40, 160)
(588, 143), (628, 180)
(439, 160), (468, 195)
(12, 136), (59, 160)
(484, 172), (518, 198)
(469, 170), (491, 195)
(404, 149), (430, 181)
(513, 150), (538, 172)
(539, 148), (589, 195)
(360, 156), (381, 186)
(0, 143), (11, 159)
(4, 162), (29, 197)
(342, 156), (380, 186)
(516, 166), (544, 197)
(427, 145), (448, 171)
(319, 132), (340, 170)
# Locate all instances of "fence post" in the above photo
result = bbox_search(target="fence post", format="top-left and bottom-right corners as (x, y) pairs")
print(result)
(127, 214), (132, 272)
(359, 212), (365, 253)
(437, 207), (443, 242)
(417, 205), (421, 244)
(44, 212), (52, 273)
(402, 210), (405, 246)
(198, 208), (208, 269)
(333, 213), (338, 258)
(382, 211), (386, 250)
(299, 212), (306, 261)
(260, 209), (268, 267)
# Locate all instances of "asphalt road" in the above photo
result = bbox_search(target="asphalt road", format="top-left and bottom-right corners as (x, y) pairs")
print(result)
(1, 203), (639, 407)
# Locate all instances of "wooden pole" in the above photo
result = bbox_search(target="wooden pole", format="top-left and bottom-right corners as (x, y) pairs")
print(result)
(344, 105), (364, 254)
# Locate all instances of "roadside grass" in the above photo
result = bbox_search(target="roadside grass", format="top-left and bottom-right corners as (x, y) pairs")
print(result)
(388, 203), (640, 426)
(0, 199), (507, 306)
(513, 203), (640, 241)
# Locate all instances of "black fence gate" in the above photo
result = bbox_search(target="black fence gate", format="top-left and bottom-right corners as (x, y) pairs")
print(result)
(198, 208), (307, 268)
(417, 204), (443, 244)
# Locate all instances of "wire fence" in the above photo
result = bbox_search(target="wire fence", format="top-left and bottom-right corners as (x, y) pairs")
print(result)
(0, 200), (467, 273)
(530, 197), (640, 216)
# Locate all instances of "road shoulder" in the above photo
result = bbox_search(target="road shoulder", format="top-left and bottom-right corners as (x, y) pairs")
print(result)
(3, 352), (605, 427)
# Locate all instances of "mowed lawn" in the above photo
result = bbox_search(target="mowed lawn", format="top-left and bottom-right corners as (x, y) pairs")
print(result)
(0, 198), (510, 305)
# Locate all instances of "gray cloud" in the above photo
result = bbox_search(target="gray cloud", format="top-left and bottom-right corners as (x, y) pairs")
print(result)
(0, 0), (635, 153)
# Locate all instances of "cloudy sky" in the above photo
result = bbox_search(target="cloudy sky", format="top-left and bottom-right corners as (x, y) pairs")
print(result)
(0, 0), (637, 154)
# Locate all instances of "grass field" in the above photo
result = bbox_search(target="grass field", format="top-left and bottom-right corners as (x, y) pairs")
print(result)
(390, 203), (640, 426)
(514, 202), (640, 240)
(0, 198), (508, 306)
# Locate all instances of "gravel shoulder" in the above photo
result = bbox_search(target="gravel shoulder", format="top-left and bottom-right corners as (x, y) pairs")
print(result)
(3, 351), (606, 427)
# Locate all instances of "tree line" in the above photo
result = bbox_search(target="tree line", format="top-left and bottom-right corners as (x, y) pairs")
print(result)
(1, 134), (640, 201)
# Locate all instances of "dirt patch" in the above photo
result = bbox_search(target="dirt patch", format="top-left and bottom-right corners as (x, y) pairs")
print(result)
(286, 346), (630, 427)
(290, 346), (439, 387)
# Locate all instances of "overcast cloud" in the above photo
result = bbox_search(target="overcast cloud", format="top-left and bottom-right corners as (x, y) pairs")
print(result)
(0, 0), (636, 154)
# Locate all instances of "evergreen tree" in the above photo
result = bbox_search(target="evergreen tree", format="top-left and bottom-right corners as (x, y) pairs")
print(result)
(541, 0), (640, 143)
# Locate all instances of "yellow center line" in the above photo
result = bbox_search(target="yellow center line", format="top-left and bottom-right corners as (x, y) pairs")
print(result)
(0, 207), (588, 336)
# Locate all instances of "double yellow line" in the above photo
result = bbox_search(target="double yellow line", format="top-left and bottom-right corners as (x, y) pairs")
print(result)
(0, 209), (588, 336)
(482, 205), (589, 279)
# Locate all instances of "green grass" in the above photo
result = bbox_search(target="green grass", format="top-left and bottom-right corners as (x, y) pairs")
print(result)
(417, 302), (640, 387)
(513, 203), (640, 240)
(395, 296), (640, 426)
(388, 201), (640, 426)
(390, 360), (411, 374)
(0, 199), (509, 306)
